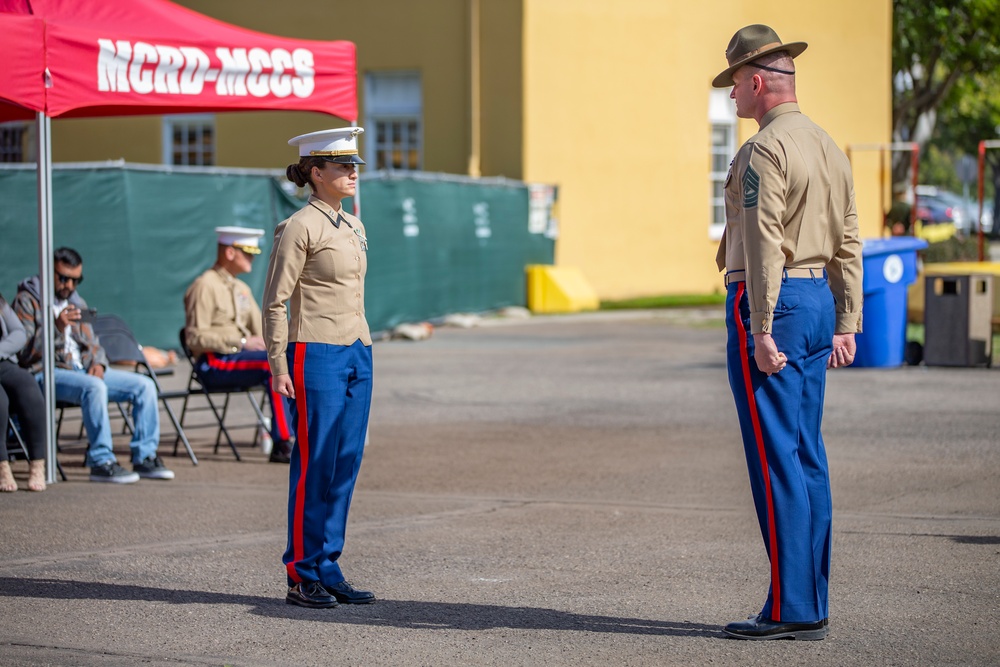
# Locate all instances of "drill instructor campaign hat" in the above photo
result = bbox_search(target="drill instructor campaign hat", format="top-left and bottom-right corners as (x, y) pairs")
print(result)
(712, 24), (807, 88)
(288, 127), (366, 165)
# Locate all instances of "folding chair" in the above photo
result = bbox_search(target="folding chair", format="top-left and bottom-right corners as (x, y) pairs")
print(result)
(7, 417), (66, 480)
(177, 328), (268, 461)
(90, 314), (198, 465)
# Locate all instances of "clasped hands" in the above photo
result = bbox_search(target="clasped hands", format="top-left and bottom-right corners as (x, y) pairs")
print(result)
(753, 332), (857, 375)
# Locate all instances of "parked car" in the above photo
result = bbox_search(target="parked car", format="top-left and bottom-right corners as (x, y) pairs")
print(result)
(915, 186), (965, 230)
(916, 186), (993, 235)
(914, 196), (956, 225)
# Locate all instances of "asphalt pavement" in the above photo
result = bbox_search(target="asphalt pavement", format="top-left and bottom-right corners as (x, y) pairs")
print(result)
(1, 309), (998, 666)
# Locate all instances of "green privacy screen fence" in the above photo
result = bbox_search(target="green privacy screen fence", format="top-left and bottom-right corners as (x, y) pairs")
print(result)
(0, 163), (555, 350)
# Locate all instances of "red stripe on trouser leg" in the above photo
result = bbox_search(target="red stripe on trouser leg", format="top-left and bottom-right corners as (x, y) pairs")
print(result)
(734, 282), (782, 620)
(204, 353), (290, 440)
(204, 353), (271, 372)
(285, 344), (310, 584)
(269, 386), (292, 440)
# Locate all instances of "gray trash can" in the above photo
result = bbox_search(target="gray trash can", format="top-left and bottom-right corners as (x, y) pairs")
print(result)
(923, 274), (993, 367)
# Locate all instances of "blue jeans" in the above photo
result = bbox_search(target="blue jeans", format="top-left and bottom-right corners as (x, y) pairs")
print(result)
(37, 367), (161, 468)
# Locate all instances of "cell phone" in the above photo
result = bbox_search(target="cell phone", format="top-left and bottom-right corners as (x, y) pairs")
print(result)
(78, 307), (98, 323)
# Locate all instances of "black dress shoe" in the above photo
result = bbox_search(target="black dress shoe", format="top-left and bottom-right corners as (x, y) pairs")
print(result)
(269, 439), (293, 464)
(325, 580), (376, 604)
(723, 614), (828, 641)
(286, 582), (338, 609)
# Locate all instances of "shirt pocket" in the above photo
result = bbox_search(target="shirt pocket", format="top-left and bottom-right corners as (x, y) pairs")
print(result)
(724, 169), (741, 219)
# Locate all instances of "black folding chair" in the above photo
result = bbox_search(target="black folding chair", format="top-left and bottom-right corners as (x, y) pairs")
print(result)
(90, 314), (198, 465)
(7, 417), (66, 480)
(177, 328), (267, 461)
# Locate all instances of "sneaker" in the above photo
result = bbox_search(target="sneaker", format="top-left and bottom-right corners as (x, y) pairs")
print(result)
(90, 461), (140, 484)
(133, 456), (175, 480)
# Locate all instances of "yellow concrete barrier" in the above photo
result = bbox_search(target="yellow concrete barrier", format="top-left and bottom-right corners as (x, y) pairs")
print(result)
(912, 219), (957, 244)
(909, 261), (1000, 329)
(525, 265), (600, 313)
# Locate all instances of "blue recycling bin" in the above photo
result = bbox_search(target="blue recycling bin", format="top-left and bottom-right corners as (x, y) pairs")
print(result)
(853, 236), (928, 367)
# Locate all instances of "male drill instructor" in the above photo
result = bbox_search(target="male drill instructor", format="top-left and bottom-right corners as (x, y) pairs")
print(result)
(713, 25), (863, 640)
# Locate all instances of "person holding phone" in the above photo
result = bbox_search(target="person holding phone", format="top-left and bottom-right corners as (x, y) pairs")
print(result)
(14, 247), (174, 484)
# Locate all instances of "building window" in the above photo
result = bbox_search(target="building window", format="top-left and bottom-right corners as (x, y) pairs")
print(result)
(0, 122), (30, 163)
(163, 114), (215, 166)
(365, 71), (422, 171)
(709, 90), (737, 239)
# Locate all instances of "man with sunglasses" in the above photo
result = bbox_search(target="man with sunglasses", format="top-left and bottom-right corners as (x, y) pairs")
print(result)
(14, 247), (173, 483)
(183, 227), (294, 463)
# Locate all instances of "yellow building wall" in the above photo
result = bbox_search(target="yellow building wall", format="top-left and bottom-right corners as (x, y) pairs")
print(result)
(522, 0), (890, 299)
(44, 0), (890, 301)
(53, 0), (481, 173)
(479, 1), (525, 179)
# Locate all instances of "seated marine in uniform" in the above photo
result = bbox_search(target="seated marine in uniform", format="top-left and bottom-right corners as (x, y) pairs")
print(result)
(183, 227), (295, 463)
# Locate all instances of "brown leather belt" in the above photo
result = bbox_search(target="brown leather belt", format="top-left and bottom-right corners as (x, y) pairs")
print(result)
(724, 267), (824, 287)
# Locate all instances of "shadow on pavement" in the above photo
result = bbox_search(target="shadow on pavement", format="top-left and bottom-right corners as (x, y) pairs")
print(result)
(0, 577), (721, 637)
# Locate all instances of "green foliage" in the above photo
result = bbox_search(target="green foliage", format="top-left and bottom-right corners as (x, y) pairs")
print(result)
(600, 294), (726, 310)
(893, 0), (1000, 118)
(893, 1), (1000, 201)
(919, 145), (963, 192)
(921, 235), (980, 262)
(930, 69), (1000, 200)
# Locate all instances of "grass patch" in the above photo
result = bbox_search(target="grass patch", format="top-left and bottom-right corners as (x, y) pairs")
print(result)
(600, 293), (726, 310)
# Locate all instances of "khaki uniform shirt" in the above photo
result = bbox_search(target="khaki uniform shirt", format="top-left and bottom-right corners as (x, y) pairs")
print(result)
(184, 266), (262, 357)
(263, 195), (371, 376)
(717, 102), (863, 335)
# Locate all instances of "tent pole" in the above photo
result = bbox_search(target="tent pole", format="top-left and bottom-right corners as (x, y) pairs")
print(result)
(352, 119), (362, 219)
(36, 111), (57, 485)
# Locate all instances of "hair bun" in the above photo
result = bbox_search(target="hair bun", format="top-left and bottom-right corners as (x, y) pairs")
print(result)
(286, 164), (307, 187)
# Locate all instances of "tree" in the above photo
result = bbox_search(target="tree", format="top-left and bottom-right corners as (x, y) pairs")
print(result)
(934, 70), (1000, 234)
(892, 0), (1000, 184)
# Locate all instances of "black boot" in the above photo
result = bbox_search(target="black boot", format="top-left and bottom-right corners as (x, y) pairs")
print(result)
(269, 438), (293, 464)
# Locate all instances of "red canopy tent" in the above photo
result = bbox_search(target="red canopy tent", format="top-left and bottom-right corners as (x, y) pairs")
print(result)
(0, 0), (358, 480)
(0, 0), (357, 120)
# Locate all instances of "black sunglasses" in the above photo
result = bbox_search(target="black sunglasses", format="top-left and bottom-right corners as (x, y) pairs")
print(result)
(56, 271), (84, 286)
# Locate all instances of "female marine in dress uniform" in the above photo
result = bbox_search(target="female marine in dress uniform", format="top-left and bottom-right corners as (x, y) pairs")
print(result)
(263, 127), (375, 609)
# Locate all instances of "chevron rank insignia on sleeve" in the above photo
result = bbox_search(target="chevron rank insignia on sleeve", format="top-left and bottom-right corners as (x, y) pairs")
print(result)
(742, 164), (759, 208)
